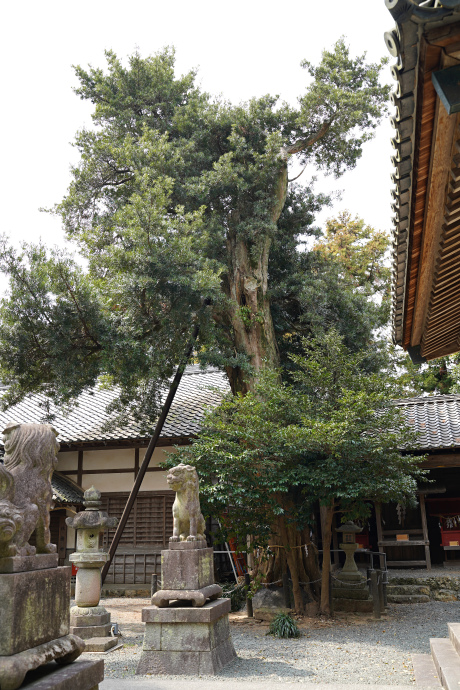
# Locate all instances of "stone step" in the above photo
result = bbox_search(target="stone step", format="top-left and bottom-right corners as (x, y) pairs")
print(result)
(332, 587), (370, 601)
(430, 638), (460, 690)
(412, 653), (442, 688)
(448, 622), (460, 656)
(390, 592), (431, 601)
(387, 584), (430, 596)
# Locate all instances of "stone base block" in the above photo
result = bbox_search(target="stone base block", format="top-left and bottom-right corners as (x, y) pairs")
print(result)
(18, 658), (103, 690)
(69, 623), (112, 638)
(0, 553), (59, 574)
(162, 547), (215, 590)
(0, 634), (85, 690)
(81, 637), (118, 652)
(137, 599), (236, 675)
(0, 566), (71, 655)
(136, 640), (237, 675)
(70, 606), (110, 629)
(332, 597), (374, 613)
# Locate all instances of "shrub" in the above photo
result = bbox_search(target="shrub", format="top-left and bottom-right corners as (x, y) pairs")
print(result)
(268, 612), (300, 638)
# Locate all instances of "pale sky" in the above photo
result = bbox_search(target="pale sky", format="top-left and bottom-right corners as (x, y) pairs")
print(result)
(1, 1), (395, 267)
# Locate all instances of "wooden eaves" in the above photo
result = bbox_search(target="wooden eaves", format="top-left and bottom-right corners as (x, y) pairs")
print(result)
(386, 0), (460, 362)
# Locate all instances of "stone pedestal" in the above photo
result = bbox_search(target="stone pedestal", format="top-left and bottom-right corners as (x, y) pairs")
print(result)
(138, 541), (235, 675)
(0, 422), (104, 690)
(151, 542), (222, 608)
(332, 571), (373, 613)
(0, 566), (101, 690)
(137, 599), (237, 675)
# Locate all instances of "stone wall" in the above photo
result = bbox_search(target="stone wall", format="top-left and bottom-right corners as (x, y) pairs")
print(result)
(388, 575), (460, 602)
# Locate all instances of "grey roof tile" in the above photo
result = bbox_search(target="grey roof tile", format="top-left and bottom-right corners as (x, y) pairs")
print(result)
(397, 395), (460, 450)
(0, 366), (230, 446)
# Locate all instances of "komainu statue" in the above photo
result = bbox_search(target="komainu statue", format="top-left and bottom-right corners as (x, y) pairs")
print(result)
(0, 422), (59, 556)
(167, 463), (206, 542)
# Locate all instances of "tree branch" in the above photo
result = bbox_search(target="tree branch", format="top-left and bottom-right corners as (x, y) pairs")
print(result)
(286, 120), (331, 157)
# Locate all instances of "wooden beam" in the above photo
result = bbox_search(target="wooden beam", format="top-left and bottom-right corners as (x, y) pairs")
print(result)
(421, 454), (460, 468)
(134, 447), (140, 479)
(411, 75), (458, 347)
(77, 450), (83, 487)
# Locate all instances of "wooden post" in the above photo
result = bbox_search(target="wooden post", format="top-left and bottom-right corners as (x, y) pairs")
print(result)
(374, 503), (385, 570)
(245, 573), (253, 618)
(419, 493), (432, 570)
(376, 569), (385, 613)
(329, 571), (334, 615)
(151, 573), (158, 599)
(371, 571), (381, 619)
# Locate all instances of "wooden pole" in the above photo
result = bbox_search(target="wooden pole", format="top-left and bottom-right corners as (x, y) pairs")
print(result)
(101, 303), (209, 585)
(419, 493), (432, 570)
(371, 571), (381, 619)
(245, 573), (253, 618)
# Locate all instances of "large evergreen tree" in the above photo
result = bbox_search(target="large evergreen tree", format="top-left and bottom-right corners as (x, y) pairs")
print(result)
(0, 43), (390, 420)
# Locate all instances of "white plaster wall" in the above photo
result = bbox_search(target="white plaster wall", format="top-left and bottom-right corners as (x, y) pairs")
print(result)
(57, 444), (179, 493)
(65, 508), (76, 549)
(56, 451), (78, 471)
(82, 448), (135, 470)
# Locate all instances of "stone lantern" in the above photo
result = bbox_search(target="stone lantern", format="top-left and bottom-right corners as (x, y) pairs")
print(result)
(336, 521), (363, 580)
(66, 486), (119, 652)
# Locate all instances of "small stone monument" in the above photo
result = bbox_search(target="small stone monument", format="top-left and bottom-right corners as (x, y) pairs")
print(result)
(0, 422), (103, 690)
(136, 463), (236, 675)
(332, 521), (373, 613)
(66, 486), (119, 652)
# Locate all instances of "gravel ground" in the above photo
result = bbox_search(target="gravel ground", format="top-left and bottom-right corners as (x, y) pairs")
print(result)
(81, 598), (457, 684)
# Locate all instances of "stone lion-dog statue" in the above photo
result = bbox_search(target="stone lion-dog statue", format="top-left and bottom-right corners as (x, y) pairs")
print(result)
(167, 463), (206, 542)
(0, 422), (59, 557)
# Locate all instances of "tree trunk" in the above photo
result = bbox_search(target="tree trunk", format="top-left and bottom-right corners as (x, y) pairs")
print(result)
(320, 501), (335, 616)
(224, 162), (288, 394)
(252, 502), (321, 614)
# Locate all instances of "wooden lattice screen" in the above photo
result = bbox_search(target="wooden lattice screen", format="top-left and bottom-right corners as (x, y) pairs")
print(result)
(100, 491), (174, 548)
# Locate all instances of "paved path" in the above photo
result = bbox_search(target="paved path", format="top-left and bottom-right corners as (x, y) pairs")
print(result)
(100, 682), (427, 690)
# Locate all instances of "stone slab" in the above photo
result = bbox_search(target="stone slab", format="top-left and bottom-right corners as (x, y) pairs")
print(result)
(18, 658), (103, 690)
(151, 584), (222, 608)
(0, 634), (85, 690)
(162, 547), (214, 590)
(81, 637), (118, 652)
(0, 553), (59, 574)
(168, 540), (207, 550)
(0, 566), (71, 655)
(142, 598), (230, 624)
(136, 637), (236, 675)
(69, 624), (112, 639)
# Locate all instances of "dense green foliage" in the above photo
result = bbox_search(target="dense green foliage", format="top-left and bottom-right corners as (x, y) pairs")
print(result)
(0, 43), (390, 418)
(174, 331), (423, 545)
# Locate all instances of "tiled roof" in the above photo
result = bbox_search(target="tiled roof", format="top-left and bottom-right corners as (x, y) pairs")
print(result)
(397, 395), (460, 450)
(0, 366), (230, 447)
(1, 367), (459, 452)
(52, 472), (84, 505)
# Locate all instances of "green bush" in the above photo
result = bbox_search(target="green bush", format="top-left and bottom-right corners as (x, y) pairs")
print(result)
(220, 582), (246, 612)
(268, 612), (300, 638)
